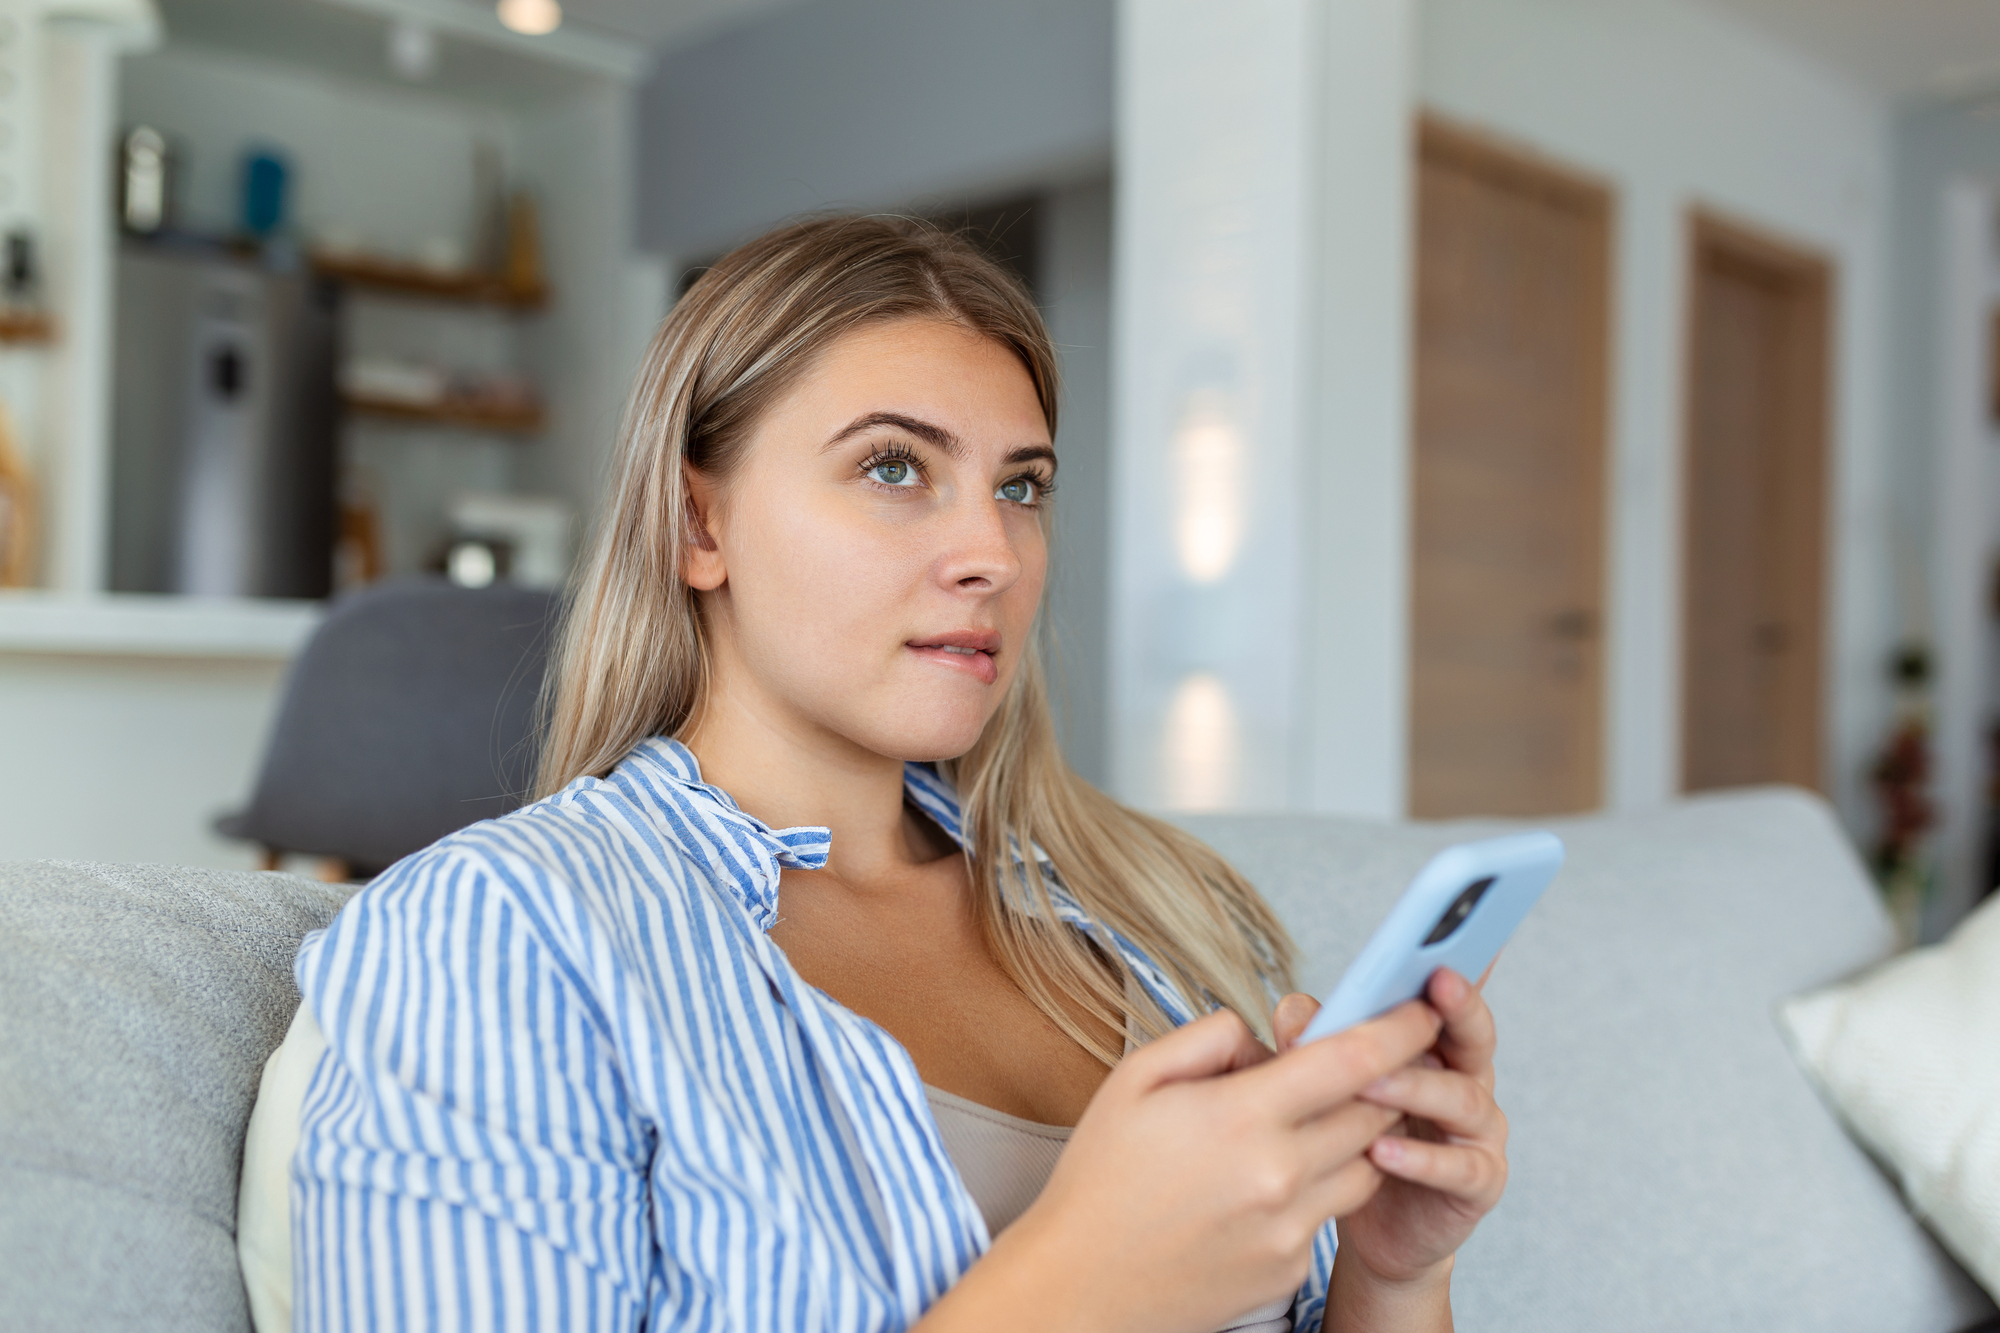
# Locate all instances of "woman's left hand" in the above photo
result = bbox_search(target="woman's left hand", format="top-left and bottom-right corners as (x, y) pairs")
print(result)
(1272, 967), (1509, 1288)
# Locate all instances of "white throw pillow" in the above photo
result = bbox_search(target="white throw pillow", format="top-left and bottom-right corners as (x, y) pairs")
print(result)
(236, 1003), (328, 1333)
(1780, 893), (2000, 1299)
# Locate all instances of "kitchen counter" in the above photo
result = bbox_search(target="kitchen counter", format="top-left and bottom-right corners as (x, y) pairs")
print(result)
(0, 592), (322, 659)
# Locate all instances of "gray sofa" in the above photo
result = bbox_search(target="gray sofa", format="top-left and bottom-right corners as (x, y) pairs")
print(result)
(3, 788), (1995, 1332)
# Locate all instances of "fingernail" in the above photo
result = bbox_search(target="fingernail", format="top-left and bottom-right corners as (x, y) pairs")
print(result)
(1373, 1137), (1403, 1163)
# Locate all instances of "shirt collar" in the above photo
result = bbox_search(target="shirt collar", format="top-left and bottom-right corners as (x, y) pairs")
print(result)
(614, 737), (1003, 925)
(609, 736), (1197, 1024)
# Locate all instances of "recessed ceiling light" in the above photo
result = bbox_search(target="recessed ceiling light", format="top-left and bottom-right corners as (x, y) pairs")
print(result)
(497, 0), (561, 36)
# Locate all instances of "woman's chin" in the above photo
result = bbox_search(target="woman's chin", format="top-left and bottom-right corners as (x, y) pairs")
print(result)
(837, 711), (992, 767)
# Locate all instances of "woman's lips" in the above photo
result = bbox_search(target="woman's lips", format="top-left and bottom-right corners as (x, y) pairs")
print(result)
(907, 633), (1000, 685)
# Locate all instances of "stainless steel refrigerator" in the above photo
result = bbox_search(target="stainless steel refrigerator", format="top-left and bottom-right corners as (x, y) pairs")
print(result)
(110, 245), (337, 598)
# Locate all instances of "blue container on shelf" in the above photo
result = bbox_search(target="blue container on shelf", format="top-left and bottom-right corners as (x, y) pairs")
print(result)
(240, 149), (289, 237)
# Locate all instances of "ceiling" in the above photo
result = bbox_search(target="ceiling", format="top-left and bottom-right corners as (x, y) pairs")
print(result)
(1697, 0), (2000, 100)
(558, 0), (801, 50)
(157, 0), (2000, 115)
(149, 0), (804, 106)
(153, 0), (588, 104)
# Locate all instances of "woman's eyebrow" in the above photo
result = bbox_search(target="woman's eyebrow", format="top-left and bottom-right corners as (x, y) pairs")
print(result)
(1004, 445), (1058, 475)
(823, 413), (1058, 474)
(823, 411), (962, 455)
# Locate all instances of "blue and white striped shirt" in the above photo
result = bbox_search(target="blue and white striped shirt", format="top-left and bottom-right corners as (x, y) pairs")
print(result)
(292, 737), (1338, 1330)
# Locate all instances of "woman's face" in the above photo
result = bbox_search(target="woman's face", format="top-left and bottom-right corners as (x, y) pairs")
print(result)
(686, 317), (1054, 765)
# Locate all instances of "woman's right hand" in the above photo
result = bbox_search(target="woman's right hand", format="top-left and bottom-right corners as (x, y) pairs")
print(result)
(922, 999), (1445, 1333)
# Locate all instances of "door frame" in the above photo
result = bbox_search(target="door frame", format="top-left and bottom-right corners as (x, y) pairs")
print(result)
(1407, 113), (1615, 816)
(1677, 207), (1833, 793)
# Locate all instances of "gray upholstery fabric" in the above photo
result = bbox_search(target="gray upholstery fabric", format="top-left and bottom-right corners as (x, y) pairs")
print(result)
(1178, 788), (2000, 1333)
(4, 793), (1994, 1332)
(215, 578), (556, 876)
(0, 861), (353, 1333)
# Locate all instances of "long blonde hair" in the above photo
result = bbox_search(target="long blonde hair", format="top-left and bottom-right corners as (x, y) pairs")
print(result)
(538, 214), (1294, 1061)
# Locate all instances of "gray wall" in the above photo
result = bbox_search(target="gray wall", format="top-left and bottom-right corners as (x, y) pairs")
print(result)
(635, 0), (1113, 259)
(1040, 178), (1114, 788)
(1886, 98), (2000, 938)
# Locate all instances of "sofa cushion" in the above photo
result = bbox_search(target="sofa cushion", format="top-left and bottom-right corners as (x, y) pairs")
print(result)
(1178, 788), (1999, 1333)
(1782, 891), (2000, 1300)
(0, 861), (352, 1333)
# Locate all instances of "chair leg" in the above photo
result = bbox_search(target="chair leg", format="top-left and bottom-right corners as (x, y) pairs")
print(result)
(316, 857), (350, 884)
(257, 848), (281, 872)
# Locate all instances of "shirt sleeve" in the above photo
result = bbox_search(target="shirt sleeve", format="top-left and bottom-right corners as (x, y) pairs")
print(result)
(1290, 1219), (1339, 1331)
(292, 848), (655, 1332)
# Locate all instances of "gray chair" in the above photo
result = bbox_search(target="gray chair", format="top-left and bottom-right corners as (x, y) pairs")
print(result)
(215, 578), (557, 879)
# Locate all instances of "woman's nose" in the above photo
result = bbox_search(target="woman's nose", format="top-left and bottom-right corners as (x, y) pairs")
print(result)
(937, 493), (1022, 593)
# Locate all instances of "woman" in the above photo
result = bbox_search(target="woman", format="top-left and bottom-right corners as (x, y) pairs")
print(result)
(292, 216), (1509, 1332)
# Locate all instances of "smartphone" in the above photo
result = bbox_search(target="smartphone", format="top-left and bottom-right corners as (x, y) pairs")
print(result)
(1298, 831), (1564, 1043)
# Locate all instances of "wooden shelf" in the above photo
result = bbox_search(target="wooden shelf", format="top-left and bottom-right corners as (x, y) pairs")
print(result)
(311, 252), (548, 311)
(343, 393), (545, 435)
(0, 310), (54, 345)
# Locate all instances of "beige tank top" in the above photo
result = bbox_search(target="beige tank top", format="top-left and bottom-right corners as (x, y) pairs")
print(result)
(923, 1086), (1294, 1333)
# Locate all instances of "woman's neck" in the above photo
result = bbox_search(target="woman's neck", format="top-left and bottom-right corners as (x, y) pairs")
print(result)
(681, 675), (946, 883)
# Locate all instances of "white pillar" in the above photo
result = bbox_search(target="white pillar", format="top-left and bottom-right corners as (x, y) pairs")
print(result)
(18, 2), (156, 593)
(42, 21), (124, 593)
(1111, 0), (1413, 815)
(1931, 179), (1994, 930)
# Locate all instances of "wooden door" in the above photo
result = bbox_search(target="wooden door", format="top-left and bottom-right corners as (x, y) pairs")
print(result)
(1409, 118), (1611, 818)
(1681, 212), (1830, 793)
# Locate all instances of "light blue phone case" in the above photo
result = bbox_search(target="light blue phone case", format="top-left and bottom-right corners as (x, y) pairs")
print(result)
(1299, 831), (1564, 1043)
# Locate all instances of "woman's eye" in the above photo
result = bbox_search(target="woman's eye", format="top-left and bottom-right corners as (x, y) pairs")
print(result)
(997, 477), (1039, 505)
(868, 458), (920, 487)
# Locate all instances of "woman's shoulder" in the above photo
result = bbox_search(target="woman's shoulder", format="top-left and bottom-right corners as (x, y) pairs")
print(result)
(308, 752), (768, 964)
(306, 772), (680, 948)
(294, 755), (792, 1061)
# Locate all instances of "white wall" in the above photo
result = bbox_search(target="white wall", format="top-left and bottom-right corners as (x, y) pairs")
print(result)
(1927, 180), (1995, 939)
(40, 22), (127, 594)
(636, 0), (1113, 261)
(121, 42), (511, 258)
(515, 83), (669, 525)
(1887, 96), (2000, 935)
(1304, 0), (1418, 816)
(0, 649), (284, 867)
(1113, 0), (1414, 815)
(1040, 177), (1115, 787)
(1418, 0), (1896, 835)
(3, 1), (156, 594)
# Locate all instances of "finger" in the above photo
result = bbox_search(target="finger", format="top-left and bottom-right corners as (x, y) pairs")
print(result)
(1426, 969), (1497, 1082)
(1271, 993), (1319, 1053)
(1246, 1000), (1443, 1122)
(1125, 1008), (1272, 1091)
(1358, 1066), (1504, 1143)
(1296, 1099), (1404, 1176)
(1368, 1134), (1508, 1210)
(1302, 1153), (1387, 1223)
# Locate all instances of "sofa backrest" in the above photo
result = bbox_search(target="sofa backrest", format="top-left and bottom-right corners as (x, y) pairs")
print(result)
(3, 789), (1992, 1333)
(1177, 787), (1997, 1333)
(0, 861), (352, 1333)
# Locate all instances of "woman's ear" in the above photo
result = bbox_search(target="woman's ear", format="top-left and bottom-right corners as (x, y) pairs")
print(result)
(682, 465), (727, 592)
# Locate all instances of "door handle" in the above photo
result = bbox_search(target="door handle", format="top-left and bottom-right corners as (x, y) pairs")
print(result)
(1752, 621), (1790, 653)
(1547, 609), (1598, 640)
